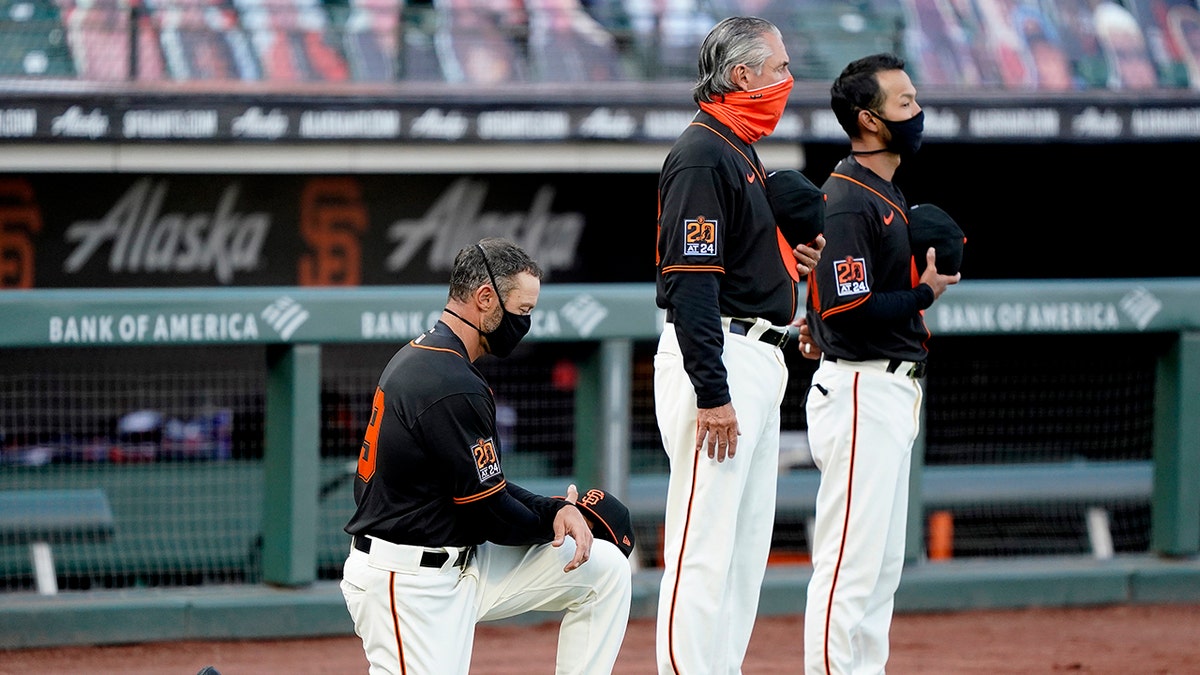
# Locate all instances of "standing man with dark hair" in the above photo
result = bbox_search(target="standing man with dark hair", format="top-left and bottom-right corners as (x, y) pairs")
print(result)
(341, 237), (632, 675)
(654, 15), (825, 674)
(800, 53), (960, 674)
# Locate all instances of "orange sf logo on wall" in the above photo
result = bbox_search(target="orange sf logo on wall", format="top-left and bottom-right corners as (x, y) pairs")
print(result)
(0, 179), (43, 289)
(298, 178), (368, 286)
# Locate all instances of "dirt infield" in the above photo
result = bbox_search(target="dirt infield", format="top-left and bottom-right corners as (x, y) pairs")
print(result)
(2, 602), (1197, 674)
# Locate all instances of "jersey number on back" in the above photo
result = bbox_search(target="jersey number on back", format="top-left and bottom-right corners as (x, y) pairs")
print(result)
(357, 387), (384, 482)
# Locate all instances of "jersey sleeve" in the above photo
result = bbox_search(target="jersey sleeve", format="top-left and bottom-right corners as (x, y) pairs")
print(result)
(657, 166), (734, 408)
(418, 391), (507, 505)
(658, 166), (729, 274)
(422, 391), (570, 544)
(812, 208), (933, 328)
(811, 208), (876, 324)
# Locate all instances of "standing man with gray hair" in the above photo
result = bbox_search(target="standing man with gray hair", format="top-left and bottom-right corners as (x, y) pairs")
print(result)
(653, 15), (824, 674)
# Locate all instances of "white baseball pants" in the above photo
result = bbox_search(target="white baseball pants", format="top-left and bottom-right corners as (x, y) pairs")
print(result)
(341, 536), (632, 675)
(803, 357), (923, 675)
(654, 320), (788, 674)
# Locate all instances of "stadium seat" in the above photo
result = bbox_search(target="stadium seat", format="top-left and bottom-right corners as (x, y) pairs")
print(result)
(0, 0), (76, 76)
(56, 0), (169, 81)
(148, 0), (260, 80)
(1, 0), (1195, 88)
(429, 0), (528, 84)
(323, 0), (397, 82)
(524, 0), (629, 82)
(233, 0), (349, 82)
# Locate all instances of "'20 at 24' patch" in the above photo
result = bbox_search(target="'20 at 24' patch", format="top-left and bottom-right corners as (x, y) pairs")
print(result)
(472, 437), (502, 482)
(834, 256), (870, 296)
(682, 217), (717, 256)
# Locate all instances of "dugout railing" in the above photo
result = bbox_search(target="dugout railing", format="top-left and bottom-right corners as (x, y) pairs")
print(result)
(1, 278), (1198, 648)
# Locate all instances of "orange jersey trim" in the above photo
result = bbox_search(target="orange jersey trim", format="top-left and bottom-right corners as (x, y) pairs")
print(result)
(690, 122), (767, 184)
(661, 264), (725, 274)
(453, 480), (507, 505)
(411, 342), (465, 358)
(820, 293), (870, 320)
(806, 274), (820, 313)
(828, 173), (909, 224)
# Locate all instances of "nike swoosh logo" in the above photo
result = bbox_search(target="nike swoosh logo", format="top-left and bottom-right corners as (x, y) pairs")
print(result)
(883, 210), (894, 225)
(746, 172), (756, 183)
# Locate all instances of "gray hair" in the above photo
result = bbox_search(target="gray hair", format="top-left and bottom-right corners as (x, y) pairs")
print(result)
(692, 16), (781, 104)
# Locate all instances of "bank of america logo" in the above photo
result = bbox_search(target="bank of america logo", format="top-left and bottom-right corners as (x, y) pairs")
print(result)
(561, 294), (608, 337)
(261, 296), (310, 340)
(1118, 287), (1161, 331)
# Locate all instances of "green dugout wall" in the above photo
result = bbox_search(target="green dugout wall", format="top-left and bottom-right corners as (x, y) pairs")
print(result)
(2, 279), (1199, 575)
(1, 279), (1198, 647)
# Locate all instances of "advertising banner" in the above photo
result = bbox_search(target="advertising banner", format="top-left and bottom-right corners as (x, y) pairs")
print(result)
(0, 173), (658, 289)
(3, 94), (1200, 145)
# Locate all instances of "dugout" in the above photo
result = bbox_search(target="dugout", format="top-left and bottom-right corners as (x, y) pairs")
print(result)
(3, 88), (1200, 647)
(1, 278), (1199, 648)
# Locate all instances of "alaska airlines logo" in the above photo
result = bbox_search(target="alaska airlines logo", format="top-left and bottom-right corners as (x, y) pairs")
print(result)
(62, 178), (270, 284)
(385, 178), (584, 278)
(261, 296), (310, 340)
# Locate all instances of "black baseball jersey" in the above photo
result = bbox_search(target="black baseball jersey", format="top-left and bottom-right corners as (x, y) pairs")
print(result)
(344, 321), (564, 548)
(806, 156), (934, 362)
(655, 111), (800, 407)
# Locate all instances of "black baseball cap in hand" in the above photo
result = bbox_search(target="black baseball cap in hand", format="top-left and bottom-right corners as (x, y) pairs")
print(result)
(575, 488), (635, 558)
(766, 169), (826, 247)
(908, 203), (966, 275)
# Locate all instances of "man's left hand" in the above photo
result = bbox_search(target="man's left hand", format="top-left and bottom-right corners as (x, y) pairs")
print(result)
(791, 315), (822, 361)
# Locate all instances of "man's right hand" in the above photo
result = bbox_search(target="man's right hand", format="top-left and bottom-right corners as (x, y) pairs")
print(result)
(552, 483), (592, 573)
(697, 403), (739, 462)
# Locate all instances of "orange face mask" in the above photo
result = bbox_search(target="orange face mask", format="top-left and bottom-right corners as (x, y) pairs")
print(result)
(698, 75), (794, 143)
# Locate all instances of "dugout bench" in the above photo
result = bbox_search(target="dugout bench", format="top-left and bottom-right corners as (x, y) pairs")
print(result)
(0, 489), (115, 595)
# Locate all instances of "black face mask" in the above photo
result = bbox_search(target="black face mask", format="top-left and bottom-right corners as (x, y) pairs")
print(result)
(871, 109), (924, 157)
(476, 245), (531, 358)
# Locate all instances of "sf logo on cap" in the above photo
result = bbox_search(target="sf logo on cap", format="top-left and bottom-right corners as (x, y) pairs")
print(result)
(580, 489), (607, 507)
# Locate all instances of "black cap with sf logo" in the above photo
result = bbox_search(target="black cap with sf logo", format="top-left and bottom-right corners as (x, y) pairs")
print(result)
(571, 488), (636, 558)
